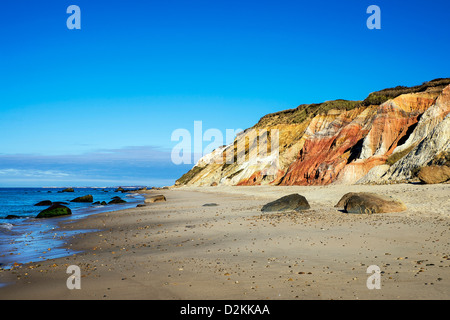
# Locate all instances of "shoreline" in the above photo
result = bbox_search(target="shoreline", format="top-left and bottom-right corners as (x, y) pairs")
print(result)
(0, 191), (145, 270)
(0, 184), (448, 300)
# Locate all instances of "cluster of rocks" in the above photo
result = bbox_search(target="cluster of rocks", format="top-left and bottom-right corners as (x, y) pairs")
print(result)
(33, 194), (128, 219)
(31, 186), (172, 218)
(261, 192), (407, 214)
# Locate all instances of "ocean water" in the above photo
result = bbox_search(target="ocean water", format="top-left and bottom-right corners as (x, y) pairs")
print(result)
(0, 187), (144, 270)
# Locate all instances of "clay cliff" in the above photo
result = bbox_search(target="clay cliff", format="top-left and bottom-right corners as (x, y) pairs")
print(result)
(176, 78), (450, 186)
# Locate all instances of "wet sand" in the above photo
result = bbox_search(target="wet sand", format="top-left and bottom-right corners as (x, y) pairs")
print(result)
(0, 184), (449, 300)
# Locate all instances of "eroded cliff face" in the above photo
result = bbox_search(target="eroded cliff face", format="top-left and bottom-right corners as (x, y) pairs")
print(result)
(176, 79), (450, 186)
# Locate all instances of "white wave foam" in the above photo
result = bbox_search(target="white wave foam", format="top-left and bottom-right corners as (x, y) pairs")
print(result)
(0, 223), (13, 231)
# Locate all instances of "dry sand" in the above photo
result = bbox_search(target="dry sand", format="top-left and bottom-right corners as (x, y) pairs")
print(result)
(0, 184), (449, 300)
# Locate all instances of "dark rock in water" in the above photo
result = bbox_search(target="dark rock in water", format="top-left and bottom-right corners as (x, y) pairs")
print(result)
(417, 165), (450, 184)
(61, 188), (74, 193)
(108, 198), (126, 204)
(92, 201), (100, 205)
(34, 200), (53, 206)
(5, 215), (21, 219)
(115, 187), (125, 192)
(70, 195), (94, 203)
(53, 201), (69, 205)
(36, 204), (72, 219)
(203, 203), (219, 207)
(261, 194), (310, 212)
(101, 201), (107, 205)
(144, 195), (166, 203)
(340, 192), (407, 214)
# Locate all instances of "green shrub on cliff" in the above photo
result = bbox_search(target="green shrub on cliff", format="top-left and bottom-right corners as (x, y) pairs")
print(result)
(176, 165), (205, 185)
(386, 144), (416, 166)
(362, 78), (450, 106)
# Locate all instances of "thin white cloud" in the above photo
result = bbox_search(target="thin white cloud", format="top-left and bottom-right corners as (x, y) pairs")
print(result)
(0, 145), (191, 187)
(0, 169), (70, 178)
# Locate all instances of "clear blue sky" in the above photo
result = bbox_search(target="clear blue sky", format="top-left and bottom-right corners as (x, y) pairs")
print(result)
(0, 0), (449, 186)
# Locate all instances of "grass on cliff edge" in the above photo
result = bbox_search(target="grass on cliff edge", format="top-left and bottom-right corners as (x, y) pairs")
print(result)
(255, 99), (362, 127)
(362, 78), (450, 106)
(255, 78), (450, 127)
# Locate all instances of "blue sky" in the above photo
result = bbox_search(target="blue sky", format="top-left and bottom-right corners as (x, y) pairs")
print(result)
(0, 0), (449, 186)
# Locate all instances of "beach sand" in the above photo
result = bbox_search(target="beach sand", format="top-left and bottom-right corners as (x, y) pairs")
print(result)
(0, 184), (448, 300)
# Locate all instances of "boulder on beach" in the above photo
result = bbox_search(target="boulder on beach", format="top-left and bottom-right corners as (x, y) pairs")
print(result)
(203, 203), (218, 207)
(34, 200), (53, 206)
(144, 195), (166, 203)
(136, 204), (147, 208)
(108, 197), (127, 204)
(70, 195), (94, 203)
(337, 192), (407, 214)
(417, 165), (450, 184)
(334, 192), (379, 208)
(261, 194), (310, 212)
(36, 204), (72, 219)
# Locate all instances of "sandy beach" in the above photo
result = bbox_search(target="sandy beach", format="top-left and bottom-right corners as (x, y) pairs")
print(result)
(0, 184), (448, 300)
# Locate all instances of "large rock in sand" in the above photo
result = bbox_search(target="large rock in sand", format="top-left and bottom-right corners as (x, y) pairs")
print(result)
(335, 192), (378, 208)
(261, 194), (310, 212)
(36, 204), (72, 219)
(417, 165), (450, 184)
(337, 192), (407, 214)
(144, 195), (166, 203)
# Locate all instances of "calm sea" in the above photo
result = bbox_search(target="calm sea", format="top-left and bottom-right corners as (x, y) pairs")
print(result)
(0, 187), (144, 271)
